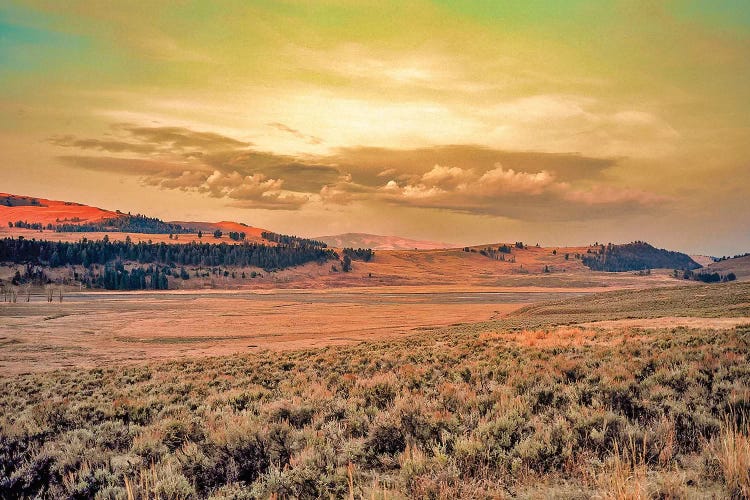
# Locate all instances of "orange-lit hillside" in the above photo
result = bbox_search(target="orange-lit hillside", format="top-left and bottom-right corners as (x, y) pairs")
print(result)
(0, 193), (121, 226)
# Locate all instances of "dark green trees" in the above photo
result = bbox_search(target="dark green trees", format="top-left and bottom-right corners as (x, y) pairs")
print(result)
(0, 237), (337, 275)
(342, 248), (374, 261)
(342, 255), (352, 272)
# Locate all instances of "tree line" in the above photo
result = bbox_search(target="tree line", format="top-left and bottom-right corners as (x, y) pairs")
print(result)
(478, 245), (515, 261)
(0, 237), (337, 272)
(713, 252), (750, 263)
(679, 269), (737, 283)
(9, 214), (192, 234)
(261, 231), (328, 248)
(342, 248), (374, 261)
(92, 262), (171, 290)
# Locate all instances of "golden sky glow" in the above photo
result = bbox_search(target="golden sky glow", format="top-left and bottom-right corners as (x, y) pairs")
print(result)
(1, 1), (749, 254)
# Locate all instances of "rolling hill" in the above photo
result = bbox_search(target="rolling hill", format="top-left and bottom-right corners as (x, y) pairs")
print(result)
(316, 232), (454, 250)
(0, 192), (730, 291)
(169, 220), (268, 239)
(0, 193), (269, 243)
(702, 254), (750, 280)
(0, 193), (120, 226)
(581, 241), (700, 272)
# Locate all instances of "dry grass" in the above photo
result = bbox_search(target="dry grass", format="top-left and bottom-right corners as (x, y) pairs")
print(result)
(0, 319), (747, 497)
(483, 281), (750, 331)
(0, 283), (748, 497)
(596, 438), (649, 499)
(0, 290), (526, 374)
(480, 326), (627, 348)
(710, 418), (750, 498)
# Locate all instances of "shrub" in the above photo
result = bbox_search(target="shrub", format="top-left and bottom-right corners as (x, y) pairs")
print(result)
(132, 428), (168, 465)
(356, 373), (399, 410)
(365, 414), (406, 464)
(267, 401), (315, 429)
(476, 406), (531, 460)
(514, 418), (573, 473)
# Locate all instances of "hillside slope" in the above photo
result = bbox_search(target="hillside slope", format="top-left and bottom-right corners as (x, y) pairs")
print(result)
(170, 221), (267, 240)
(227, 243), (689, 290)
(703, 254), (750, 280)
(0, 193), (269, 244)
(316, 233), (454, 250)
(0, 193), (120, 226)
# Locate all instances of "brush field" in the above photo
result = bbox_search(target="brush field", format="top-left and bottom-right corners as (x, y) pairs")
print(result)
(1, 284), (749, 498)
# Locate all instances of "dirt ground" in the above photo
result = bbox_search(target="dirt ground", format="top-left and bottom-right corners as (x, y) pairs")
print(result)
(0, 288), (589, 375)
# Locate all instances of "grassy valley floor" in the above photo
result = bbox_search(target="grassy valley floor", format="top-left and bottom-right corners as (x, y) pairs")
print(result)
(0, 283), (749, 498)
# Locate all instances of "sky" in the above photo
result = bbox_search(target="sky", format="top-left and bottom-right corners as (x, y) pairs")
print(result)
(1, 1), (748, 255)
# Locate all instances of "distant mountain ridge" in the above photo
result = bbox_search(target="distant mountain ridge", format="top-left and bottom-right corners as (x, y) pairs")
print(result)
(315, 233), (455, 250)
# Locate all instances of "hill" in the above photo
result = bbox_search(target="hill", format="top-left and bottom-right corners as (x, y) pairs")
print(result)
(0, 193), (120, 226)
(689, 254), (715, 267)
(170, 220), (267, 238)
(0, 193), (714, 291)
(581, 241), (700, 272)
(0, 193), (269, 244)
(316, 232), (454, 250)
(702, 254), (750, 281)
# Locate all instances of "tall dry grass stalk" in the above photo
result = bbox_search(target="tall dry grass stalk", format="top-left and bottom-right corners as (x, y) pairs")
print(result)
(597, 436), (648, 499)
(712, 418), (750, 499)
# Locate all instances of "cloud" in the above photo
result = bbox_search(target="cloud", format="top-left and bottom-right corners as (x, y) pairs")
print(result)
(51, 124), (253, 155)
(327, 145), (617, 188)
(153, 170), (208, 190)
(203, 170), (282, 198)
(115, 124), (251, 151)
(421, 164), (475, 189)
(227, 192), (310, 210)
(58, 155), (196, 177)
(52, 124), (669, 218)
(49, 135), (158, 154)
(267, 122), (323, 145)
(559, 183), (669, 206)
(62, 154), (304, 209)
(374, 161), (667, 221)
(53, 125), (312, 210)
(203, 152), (341, 192)
(482, 95), (681, 158)
(476, 165), (555, 195)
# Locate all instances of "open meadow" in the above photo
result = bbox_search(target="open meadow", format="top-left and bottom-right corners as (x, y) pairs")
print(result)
(0, 288), (568, 375)
(1, 283), (749, 498)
